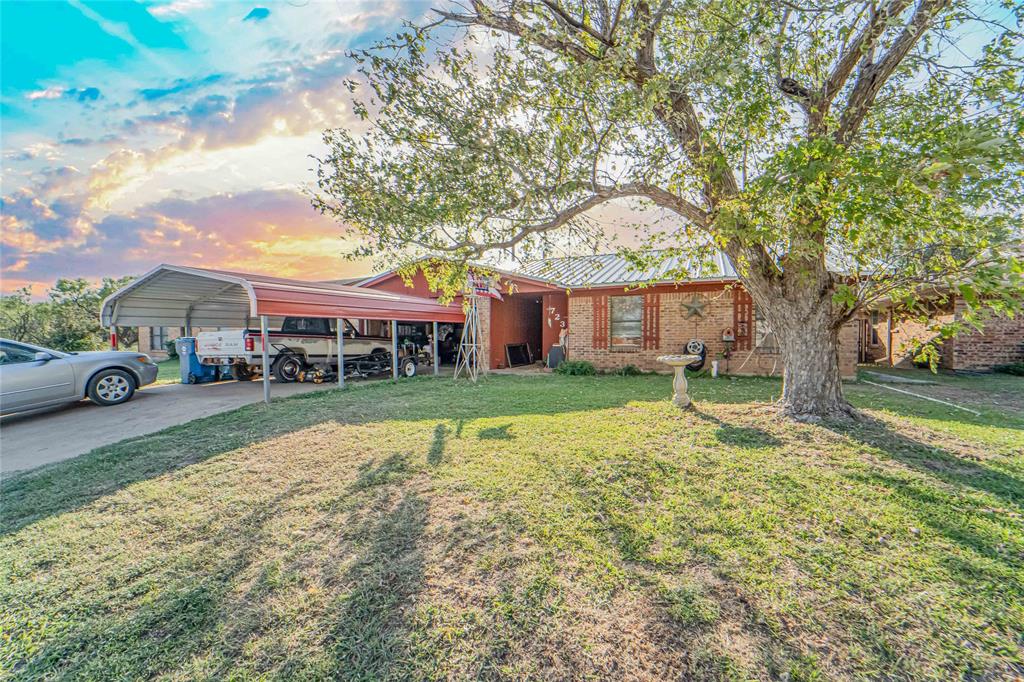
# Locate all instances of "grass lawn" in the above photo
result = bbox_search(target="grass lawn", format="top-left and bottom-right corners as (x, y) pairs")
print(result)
(2, 372), (1022, 680)
(154, 358), (180, 385)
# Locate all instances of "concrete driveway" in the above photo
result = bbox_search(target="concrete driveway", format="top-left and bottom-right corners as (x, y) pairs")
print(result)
(1, 379), (333, 474)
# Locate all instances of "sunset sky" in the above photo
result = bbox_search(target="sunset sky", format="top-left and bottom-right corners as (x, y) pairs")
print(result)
(0, 0), (684, 297)
(1, 0), (439, 295)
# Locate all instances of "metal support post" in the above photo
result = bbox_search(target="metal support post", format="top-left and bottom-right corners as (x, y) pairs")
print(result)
(432, 320), (439, 377)
(261, 315), (271, 404)
(337, 318), (345, 388)
(391, 319), (399, 379)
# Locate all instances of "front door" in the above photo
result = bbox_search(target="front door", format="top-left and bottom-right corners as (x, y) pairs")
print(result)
(0, 341), (76, 412)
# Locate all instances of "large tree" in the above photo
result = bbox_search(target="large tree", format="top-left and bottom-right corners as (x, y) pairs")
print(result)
(313, 0), (1023, 419)
(0, 277), (138, 352)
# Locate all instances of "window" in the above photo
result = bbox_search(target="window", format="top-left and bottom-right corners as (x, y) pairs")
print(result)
(754, 307), (779, 352)
(281, 317), (331, 335)
(869, 311), (881, 345)
(150, 326), (168, 350)
(0, 341), (39, 364)
(610, 296), (643, 348)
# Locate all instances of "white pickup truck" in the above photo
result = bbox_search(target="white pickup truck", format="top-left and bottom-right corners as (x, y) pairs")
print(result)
(196, 317), (420, 382)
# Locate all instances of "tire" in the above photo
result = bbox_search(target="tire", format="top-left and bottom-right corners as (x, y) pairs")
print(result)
(685, 340), (707, 371)
(187, 372), (197, 384)
(87, 368), (136, 406)
(401, 357), (417, 378)
(231, 364), (254, 381)
(273, 354), (305, 383)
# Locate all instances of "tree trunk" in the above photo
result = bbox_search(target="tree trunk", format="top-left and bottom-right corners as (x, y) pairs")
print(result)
(767, 292), (856, 421)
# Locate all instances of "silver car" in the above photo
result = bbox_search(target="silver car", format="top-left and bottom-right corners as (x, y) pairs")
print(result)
(0, 338), (159, 415)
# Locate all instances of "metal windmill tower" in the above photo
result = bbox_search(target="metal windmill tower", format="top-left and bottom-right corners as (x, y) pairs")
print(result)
(453, 288), (482, 382)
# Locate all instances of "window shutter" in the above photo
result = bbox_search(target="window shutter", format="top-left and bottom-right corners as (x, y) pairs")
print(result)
(642, 293), (660, 350)
(733, 287), (753, 351)
(592, 296), (609, 349)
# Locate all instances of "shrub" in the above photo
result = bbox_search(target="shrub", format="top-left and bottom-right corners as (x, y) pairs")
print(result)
(554, 360), (596, 376)
(164, 339), (178, 358)
(613, 364), (643, 376)
(994, 362), (1024, 376)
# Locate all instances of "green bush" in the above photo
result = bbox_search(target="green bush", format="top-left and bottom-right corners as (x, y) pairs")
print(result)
(993, 362), (1024, 376)
(613, 364), (644, 376)
(164, 339), (179, 358)
(554, 360), (596, 376)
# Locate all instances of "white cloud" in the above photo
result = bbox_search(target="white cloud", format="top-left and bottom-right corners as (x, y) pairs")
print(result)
(147, 0), (210, 18)
(25, 88), (66, 101)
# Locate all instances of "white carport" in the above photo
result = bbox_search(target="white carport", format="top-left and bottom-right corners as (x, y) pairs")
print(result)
(101, 264), (464, 403)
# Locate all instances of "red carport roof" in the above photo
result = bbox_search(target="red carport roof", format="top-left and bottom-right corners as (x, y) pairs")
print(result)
(100, 264), (465, 327)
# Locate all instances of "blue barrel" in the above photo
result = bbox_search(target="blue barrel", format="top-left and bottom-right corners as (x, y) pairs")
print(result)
(175, 337), (220, 384)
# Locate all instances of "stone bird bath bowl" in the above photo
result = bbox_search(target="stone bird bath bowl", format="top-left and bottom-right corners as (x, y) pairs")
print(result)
(656, 354), (702, 408)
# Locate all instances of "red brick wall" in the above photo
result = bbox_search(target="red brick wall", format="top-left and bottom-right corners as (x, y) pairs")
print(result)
(868, 296), (1023, 371)
(886, 313), (955, 369)
(566, 285), (858, 378)
(948, 298), (1024, 370)
(477, 297), (491, 372)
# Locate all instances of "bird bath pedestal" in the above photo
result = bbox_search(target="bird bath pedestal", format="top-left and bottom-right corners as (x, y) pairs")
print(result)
(656, 354), (702, 408)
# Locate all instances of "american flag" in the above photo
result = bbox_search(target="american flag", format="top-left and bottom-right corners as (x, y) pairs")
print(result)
(470, 276), (503, 300)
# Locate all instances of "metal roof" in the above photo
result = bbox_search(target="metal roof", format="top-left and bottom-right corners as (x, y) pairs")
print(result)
(100, 264), (465, 327)
(516, 251), (738, 288)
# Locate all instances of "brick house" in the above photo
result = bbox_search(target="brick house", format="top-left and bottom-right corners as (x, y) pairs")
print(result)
(137, 325), (219, 359)
(859, 295), (1024, 371)
(357, 253), (861, 378)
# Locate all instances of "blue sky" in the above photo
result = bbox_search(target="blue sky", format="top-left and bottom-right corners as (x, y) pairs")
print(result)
(1, 0), (431, 293)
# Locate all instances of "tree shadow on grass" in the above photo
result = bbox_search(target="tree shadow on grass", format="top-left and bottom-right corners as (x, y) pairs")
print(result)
(323, 490), (428, 680)
(690, 408), (782, 449)
(0, 376), (662, 537)
(428, 423), (448, 466)
(10, 486), (300, 680)
(826, 416), (1024, 600)
(478, 424), (514, 441)
(9, 450), (430, 680)
(827, 415), (1023, 511)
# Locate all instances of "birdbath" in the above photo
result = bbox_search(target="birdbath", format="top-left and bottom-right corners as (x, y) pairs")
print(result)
(656, 354), (702, 408)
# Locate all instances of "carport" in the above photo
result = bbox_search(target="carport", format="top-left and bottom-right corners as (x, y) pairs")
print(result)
(100, 264), (464, 403)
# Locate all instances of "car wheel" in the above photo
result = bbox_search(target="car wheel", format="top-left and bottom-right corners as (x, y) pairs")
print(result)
(401, 357), (417, 377)
(273, 354), (304, 383)
(87, 369), (136, 406)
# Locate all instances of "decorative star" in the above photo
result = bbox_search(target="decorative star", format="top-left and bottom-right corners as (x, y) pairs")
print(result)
(683, 295), (706, 319)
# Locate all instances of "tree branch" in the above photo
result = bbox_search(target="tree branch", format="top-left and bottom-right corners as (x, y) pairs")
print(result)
(540, 0), (615, 47)
(421, 182), (709, 257)
(835, 0), (951, 145)
(435, 1), (600, 65)
(822, 0), (913, 108)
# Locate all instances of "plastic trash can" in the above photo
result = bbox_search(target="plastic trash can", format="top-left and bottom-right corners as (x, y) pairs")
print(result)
(176, 337), (220, 384)
(546, 344), (565, 369)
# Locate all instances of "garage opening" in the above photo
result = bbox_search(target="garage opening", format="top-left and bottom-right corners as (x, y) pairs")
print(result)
(490, 294), (543, 369)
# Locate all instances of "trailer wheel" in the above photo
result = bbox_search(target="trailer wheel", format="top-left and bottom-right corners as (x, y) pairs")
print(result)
(273, 354), (305, 383)
(401, 356), (417, 378)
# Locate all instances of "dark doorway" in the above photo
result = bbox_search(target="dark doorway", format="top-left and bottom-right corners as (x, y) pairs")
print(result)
(490, 295), (543, 369)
